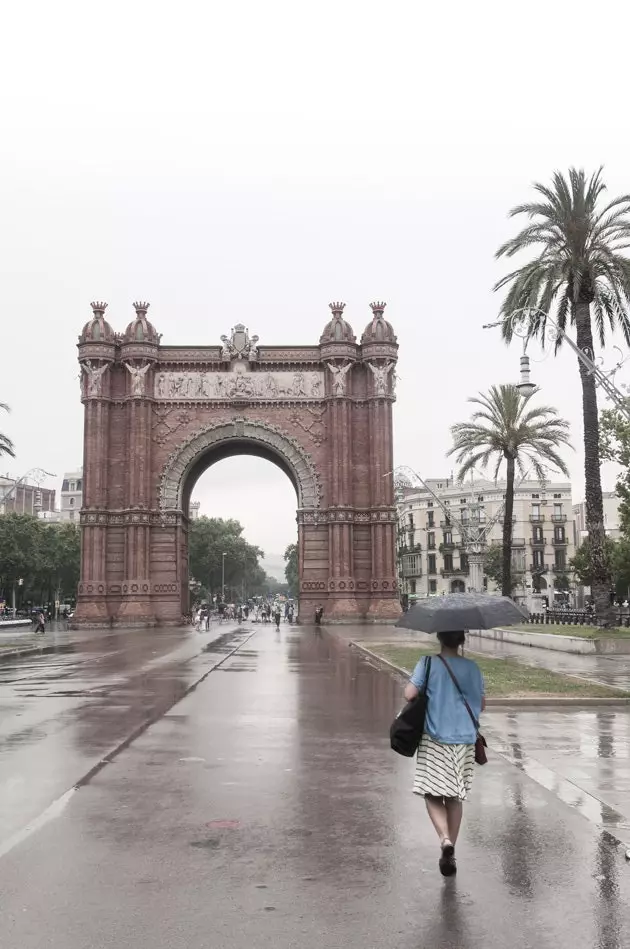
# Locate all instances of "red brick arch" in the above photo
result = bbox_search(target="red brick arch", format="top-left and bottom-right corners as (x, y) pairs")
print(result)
(73, 304), (401, 626)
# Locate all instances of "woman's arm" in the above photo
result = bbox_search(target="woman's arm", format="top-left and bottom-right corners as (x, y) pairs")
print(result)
(404, 682), (419, 702)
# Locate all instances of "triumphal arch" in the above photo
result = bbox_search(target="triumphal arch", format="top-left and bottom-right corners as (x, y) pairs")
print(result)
(73, 301), (400, 626)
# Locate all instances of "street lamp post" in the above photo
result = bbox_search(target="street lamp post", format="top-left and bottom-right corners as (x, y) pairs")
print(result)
(483, 307), (630, 418)
(221, 552), (227, 601)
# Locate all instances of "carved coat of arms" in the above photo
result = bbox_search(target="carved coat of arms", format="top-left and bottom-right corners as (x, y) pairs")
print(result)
(220, 324), (259, 361)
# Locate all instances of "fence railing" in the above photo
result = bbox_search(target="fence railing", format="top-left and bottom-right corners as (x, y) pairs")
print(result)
(527, 610), (630, 628)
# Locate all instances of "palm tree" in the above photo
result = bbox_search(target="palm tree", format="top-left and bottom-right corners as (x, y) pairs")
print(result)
(495, 167), (630, 619)
(449, 385), (571, 597)
(0, 403), (15, 459)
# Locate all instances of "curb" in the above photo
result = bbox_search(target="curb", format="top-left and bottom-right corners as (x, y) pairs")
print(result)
(0, 642), (75, 661)
(349, 641), (630, 707)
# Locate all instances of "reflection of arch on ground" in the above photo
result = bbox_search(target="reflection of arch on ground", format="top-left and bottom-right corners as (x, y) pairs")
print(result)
(159, 420), (321, 515)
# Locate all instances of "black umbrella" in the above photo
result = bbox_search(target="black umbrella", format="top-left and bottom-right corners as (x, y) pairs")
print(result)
(396, 592), (528, 634)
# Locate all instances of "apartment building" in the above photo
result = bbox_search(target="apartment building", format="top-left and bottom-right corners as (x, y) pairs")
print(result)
(397, 477), (575, 602)
(60, 470), (83, 522)
(573, 492), (622, 545)
(0, 476), (56, 516)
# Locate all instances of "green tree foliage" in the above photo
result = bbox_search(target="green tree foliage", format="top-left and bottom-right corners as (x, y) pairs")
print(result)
(0, 403), (15, 458)
(495, 167), (630, 620)
(449, 384), (571, 597)
(599, 406), (630, 536)
(570, 536), (630, 599)
(483, 542), (523, 593)
(188, 517), (266, 600)
(0, 514), (80, 608)
(284, 542), (298, 597)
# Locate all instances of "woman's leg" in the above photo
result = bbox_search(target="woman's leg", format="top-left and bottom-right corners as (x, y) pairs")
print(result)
(424, 795), (450, 844)
(445, 798), (463, 845)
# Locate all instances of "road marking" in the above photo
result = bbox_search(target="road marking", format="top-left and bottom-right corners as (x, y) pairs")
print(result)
(0, 789), (75, 860)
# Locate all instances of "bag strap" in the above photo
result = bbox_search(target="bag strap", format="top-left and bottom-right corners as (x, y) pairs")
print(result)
(437, 655), (479, 731)
(421, 656), (432, 694)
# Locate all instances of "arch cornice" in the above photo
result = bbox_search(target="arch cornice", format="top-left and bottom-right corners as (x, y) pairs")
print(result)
(158, 418), (322, 513)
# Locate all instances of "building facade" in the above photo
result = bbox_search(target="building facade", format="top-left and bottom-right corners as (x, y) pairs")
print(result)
(397, 477), (575, 603)
(572, 492), (622, 545)
(0, 476), (56, 516)
(60, 470), (83, 522)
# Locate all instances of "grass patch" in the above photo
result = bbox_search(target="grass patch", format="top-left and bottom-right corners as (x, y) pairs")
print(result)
(504, 624), (630, 639)
(372, 644), (629, 698)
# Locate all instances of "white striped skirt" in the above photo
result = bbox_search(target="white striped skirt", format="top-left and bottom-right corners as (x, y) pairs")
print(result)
(413, 733), (476, 802)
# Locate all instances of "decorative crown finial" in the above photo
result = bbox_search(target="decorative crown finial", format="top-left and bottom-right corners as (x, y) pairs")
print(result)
(369, 301), (387, 317)
(329, 302), (346, 318)
(133, 301), (150, 317)
(90, 301), (108, 316)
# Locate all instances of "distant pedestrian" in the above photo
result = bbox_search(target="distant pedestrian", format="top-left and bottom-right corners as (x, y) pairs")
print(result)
(35, 611), (46, 635)
(274, 606), (281, 629)
(404, 630), (485, 877)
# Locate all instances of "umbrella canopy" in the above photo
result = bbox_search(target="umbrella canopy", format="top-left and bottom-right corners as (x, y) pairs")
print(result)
(396, 592), (528, 634)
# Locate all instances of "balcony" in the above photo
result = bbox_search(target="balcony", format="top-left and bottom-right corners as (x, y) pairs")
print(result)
(552, 537), (567, 546)
(552, 563), (568, 572)
(529, 563), (549, 573)
(511, 537), (526, 547)
(551, 514), (567, 523)
(529, 538), (546, 547)
(529, 514), (545, 523)
(440, 540), (456, 550)
(402, 565), (423, 578)
(441, 568), (470, 578)
(440, 520), (452, 529)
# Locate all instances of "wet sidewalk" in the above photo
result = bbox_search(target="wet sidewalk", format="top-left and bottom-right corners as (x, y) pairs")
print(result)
(1, 625), (630, 948)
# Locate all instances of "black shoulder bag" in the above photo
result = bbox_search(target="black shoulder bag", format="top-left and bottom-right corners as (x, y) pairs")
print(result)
(389, 657), (431, 757)
(437, 655), (487, 765)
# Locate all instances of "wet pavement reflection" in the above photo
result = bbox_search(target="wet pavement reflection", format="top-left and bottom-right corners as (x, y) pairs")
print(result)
(1, 625), (629, 948)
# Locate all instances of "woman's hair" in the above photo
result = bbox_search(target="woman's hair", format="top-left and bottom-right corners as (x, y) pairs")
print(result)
(437, 630), (466, 649)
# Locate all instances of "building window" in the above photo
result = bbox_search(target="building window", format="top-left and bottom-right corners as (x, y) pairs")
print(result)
(444, 553), (454, 571)
(554, 503), (562, 517)
(553, 493), (561, 499)
(427, 532), (435, 550)
(477, 496), (484, 502)
(69, 510), (75, 520)
(403, 554), (421, 576)
(428, 554), (437, 574)
(408, 513), (414, 529)
(533, 549), (544, 568)
(444, 531), (452, 545)
(512, 548), (526, 572)
(555, 551), (567, 570)
(69, 482), (76, 492)
(461, 509), (468, 522)
(533, 525), (543, 543)
(70, 497), (75, 507)
(427, 501), (433, 507)
(429, 579), (437, 593)
(531, 493), (539, 499)
(460, 554), (469, 572)
(460, 498), (467, 504)
(427, 512), (434, 528)
(410, 580), (416, 594)
(532, 504), (541, 519)
(554, 526), (565, 543)
(77, 480), (82, 491)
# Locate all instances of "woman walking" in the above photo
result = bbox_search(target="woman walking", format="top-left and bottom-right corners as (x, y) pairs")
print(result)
(404, 630), (485, 877)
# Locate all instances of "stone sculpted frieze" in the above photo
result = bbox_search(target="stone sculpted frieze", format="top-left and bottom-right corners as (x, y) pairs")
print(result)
(154, 369), (324, 401)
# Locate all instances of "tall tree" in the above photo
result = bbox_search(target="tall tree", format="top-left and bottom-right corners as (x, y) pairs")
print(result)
(449, 385), (571, 597)
(0, 402), (15, 458)
(495, 167), (630, 619)
(188, 516), (264, 600)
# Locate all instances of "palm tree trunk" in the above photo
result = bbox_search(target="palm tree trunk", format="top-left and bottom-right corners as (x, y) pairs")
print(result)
(574, 301), (613, 623)
(502, 454), (515, 597)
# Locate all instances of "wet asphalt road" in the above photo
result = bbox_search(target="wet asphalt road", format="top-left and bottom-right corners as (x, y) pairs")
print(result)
(1, 625), (630, 948)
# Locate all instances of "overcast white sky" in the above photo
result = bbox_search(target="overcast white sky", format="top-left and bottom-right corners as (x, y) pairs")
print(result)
(1, 0), (628, 566)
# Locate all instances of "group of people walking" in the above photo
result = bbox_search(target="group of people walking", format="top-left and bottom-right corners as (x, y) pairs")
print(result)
(194, 598), (297, 631)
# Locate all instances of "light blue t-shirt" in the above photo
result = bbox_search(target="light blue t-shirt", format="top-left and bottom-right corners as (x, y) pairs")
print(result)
(410, 655), (484, 745)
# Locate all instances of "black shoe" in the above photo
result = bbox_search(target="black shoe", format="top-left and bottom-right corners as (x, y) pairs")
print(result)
(439, 842), (456, 877)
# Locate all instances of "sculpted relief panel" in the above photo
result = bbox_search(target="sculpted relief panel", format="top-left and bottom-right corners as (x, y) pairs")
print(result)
(154, 370), (324, 401)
